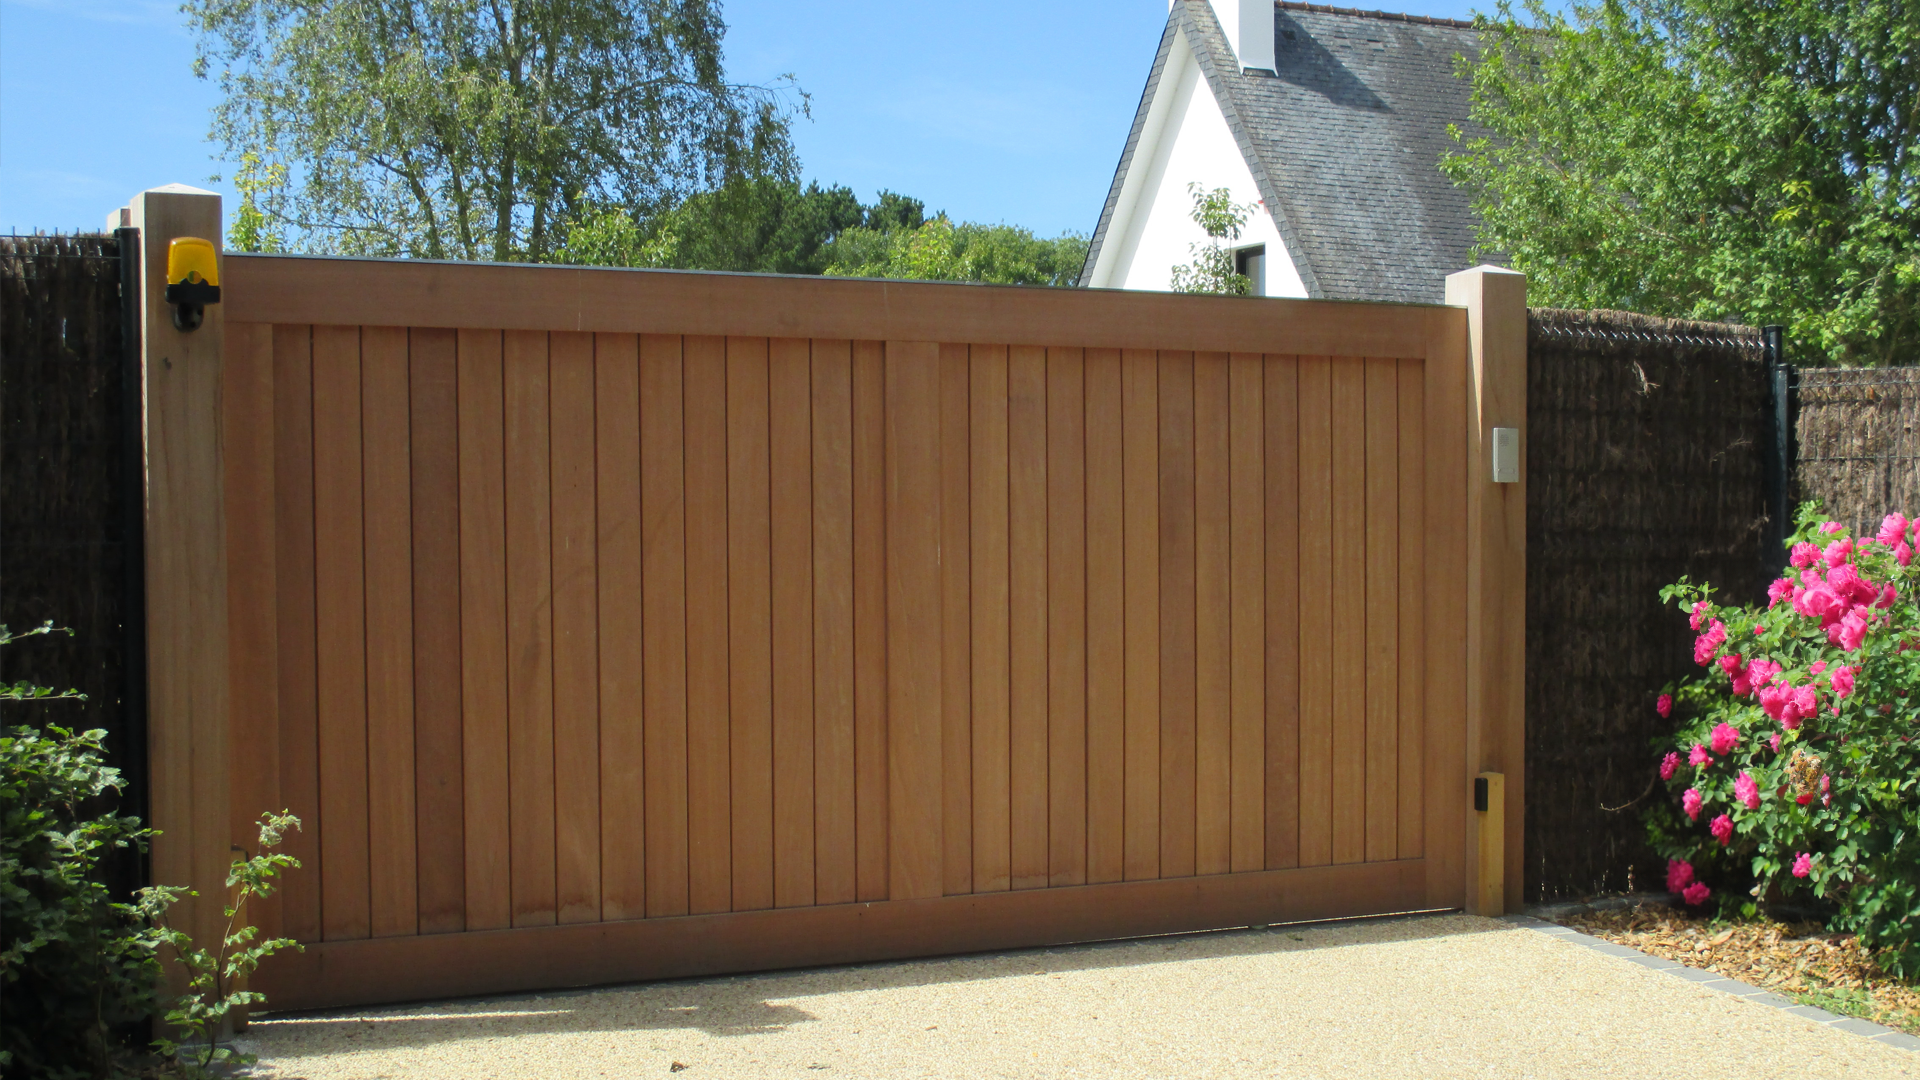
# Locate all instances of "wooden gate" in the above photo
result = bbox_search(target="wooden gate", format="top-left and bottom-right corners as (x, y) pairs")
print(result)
(122, 189), (1525, 1013)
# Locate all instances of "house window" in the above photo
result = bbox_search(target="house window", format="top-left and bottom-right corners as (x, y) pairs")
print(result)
(1234, 245), (1265, 296)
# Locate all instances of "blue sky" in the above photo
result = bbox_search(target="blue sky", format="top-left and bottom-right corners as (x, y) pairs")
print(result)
(1, 0), (1487, 238)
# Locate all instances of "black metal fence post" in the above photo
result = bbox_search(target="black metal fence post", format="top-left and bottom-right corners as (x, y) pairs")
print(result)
(1762, 324), (1793, 566)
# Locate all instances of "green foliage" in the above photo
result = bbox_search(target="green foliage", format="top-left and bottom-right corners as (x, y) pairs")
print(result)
(824, 215), (1089, 287)
(1, 622), (86, 703)
(226, 150), (288, 255)
(1, 723), (160, 1078)
(1169, 184), (1254, 296)
(1652, 504), (1920, 974)
(556, 175), (867, 274)
(188, 0), (800, 262)
(2, 625), (304, 1078)
(147, 813), (303, 1078)
(1444, 0), (1920, 366)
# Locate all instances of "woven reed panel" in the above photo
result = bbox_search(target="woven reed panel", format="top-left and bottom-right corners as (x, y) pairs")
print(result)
(1525, 308), (1769, 901)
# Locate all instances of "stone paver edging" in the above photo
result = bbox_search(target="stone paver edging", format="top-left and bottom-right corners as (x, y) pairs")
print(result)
(1503, 913), (1920, 1052)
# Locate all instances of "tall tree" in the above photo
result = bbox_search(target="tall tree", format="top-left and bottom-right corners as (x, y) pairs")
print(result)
(189, 0), (799, 262)
(1444, 0), (1920, 365)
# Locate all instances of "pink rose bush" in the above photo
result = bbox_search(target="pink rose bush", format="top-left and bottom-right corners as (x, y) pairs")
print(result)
(1652, 508), (1920, 974)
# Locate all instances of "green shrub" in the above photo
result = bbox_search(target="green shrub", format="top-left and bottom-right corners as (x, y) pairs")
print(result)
(1652, 504), (1920, 972)
(1, 623), (302, 1078)
(1, 721), (164, 1079)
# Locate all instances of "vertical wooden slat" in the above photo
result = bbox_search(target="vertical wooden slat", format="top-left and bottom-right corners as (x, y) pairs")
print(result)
(410, 328), (463, 934)
(1046, 347), (1087, 888)
(968, 345), (1012, 894)
(1121, 348), (1160, 882)
(812, 339), (857, 906)
(939, 343), (973, 896)
(683, 335), (732, 915)
(770, 338), (816, 908)
(851, 340), (889, 901)
(1229, 353), (1266, 874)
(1363, 356), (1400, 863)
(726, 336), (774, 913)
(1158, 352), (1197, 880)
(598, 333), (650, 920)
(638, 334), (688, 918)
(1264, 356), (1300, 872)
(1329, 357), (1367, 866)
(1295, 355), (1333, 869)
(361, 325), (417, 938)
(272, 325), (321, 941)
(226, 324), (280, 945)
(1083, 348), (1125, 885)
(1192, 351), (1231, 877)
(504, 330), (556, 927)
(550, 331), (602, 923)
(1424, 309), (1471, 909)
(457, 329), (510, 931)
(313, 324), (369, 941)
(1397, 357), (1427, 861)
(1006, 344), (1048, 891)
(885, 340), (944, 901)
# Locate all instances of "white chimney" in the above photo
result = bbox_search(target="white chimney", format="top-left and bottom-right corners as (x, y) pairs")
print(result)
(1186, 0), (1276, 75)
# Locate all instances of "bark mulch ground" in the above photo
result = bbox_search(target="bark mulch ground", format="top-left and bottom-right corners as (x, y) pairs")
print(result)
(1556, 901), (1920, 1035)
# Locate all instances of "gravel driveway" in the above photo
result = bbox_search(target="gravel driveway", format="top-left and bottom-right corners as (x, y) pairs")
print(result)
(238, 912), (1913, 1079)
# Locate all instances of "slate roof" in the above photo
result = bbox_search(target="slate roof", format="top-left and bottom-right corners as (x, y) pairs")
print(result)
(1082, 2), (1488, 305)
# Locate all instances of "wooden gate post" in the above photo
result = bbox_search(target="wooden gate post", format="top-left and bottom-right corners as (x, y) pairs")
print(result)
(123, 186), (233, 982)
(1446, 265), (1526, 916)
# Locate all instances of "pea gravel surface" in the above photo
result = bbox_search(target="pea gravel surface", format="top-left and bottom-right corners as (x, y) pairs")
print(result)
(238, 913), (1913, 1079)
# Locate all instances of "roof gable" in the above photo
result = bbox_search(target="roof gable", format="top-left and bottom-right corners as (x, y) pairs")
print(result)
(1083, 2), (1487, 305)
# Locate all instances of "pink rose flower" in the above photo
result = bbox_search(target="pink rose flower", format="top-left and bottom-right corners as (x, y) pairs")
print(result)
(1826, 564), (1883, 609)
(1748, 658), (1782, 688)
(1781, 685), (1819, 729)
(1821, 773), (1832, 806)
(1880, 584), (1899, 609)
(1710, 813), (1735, 845)
(1734, 771), (1760, 810)
(1811, 660), (1828, 675)
(1660, 752), (1680, 780)
(1665, 858), (1695, 893)
(1792, 852), (1813, 879)
(1682, 881), (1712, 906)
(1790, 541), (1820, 568)
(1656, 693), (1673, 718)
(1819, 521), (1844, 535)
(1689, 600), (1710, 630)
(1694, 619), (1729, 665)
(1768, 577), (1796, 606)
(1759, 682), (1789, 722)
(1879, 513), (1909, 546)
(1835, 609), (1871, 652)
(1770, 733), (1781, 752)
(1899, 541), (1914, 567)
(1710, 722), (1740, 755)
(1689, 744), (1711, 767)
(1823, 538), (1854, 567)
(1682, 787), (1704, 821)
(1830, 665), (1856, 699)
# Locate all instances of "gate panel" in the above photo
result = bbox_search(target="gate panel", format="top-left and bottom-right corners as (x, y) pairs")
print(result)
(190, 253), (1517, 1011)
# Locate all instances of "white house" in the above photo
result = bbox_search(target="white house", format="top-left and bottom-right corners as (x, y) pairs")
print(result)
(1081, 1), (1485, 304)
